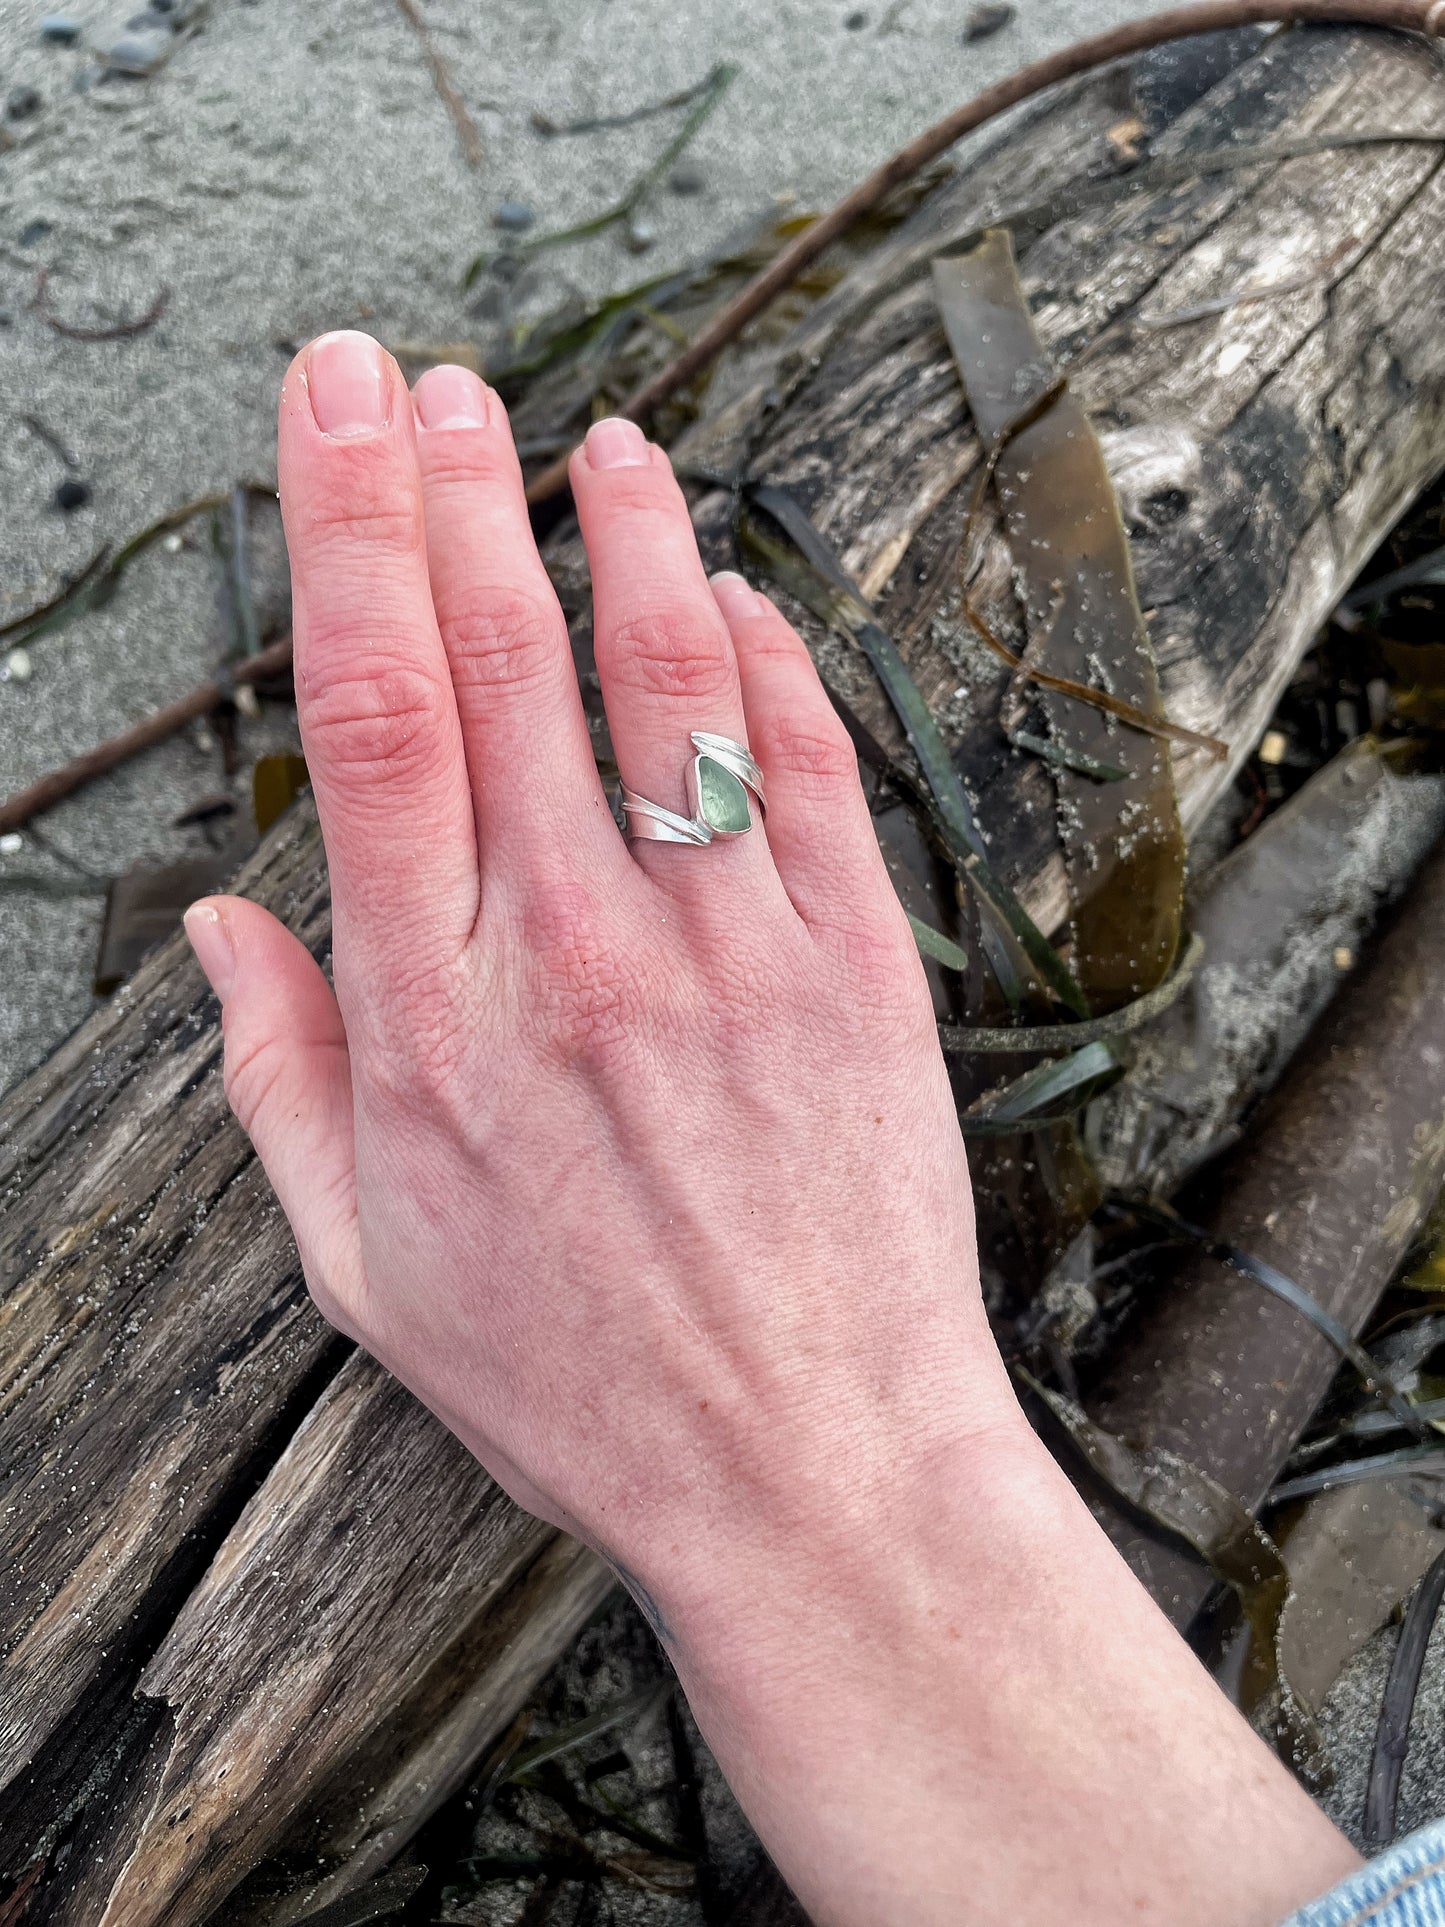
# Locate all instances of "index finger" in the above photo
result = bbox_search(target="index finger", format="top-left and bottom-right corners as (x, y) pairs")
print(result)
(278, 332), (480, 995)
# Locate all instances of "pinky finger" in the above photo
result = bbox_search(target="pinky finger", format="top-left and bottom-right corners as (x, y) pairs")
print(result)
(711, 572), (897, 943)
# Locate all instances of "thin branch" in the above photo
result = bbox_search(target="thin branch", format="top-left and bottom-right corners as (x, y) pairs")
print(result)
(394, 0), (483, 169)
(33, 269), (171, 342)
(0, 635), (293, 836)
(522, 0), (1445, 505)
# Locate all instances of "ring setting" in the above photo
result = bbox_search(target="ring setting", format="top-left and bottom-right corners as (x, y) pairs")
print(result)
(621, 733), (765, 846)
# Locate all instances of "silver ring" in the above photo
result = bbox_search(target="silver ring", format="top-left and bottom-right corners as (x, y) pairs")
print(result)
(621, 733), (765, 845)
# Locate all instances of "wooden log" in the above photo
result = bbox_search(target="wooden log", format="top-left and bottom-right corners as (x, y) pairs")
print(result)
(5, 22), (1445, 1926)
(1088, 834), (1445, 1626)
(1095, 738), (1445, 1198)
(674, 24), (1445, 947)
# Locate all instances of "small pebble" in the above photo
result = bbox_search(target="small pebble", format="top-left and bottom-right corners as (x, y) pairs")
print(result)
(0, 832), (24, 855)
(624, 214), (657, 254)
(844, 8), (868, 27)
(19, 218), (52, 247)
(963, 2), (1016, 38)
(53, 478), (92, 513)
(668, 161), (705, 196)
(103, 27), (172, 74)
(491, 199), (535, 234)
(162, 530), (184, 554)
(0, 311), (13, 328)
(4, 647), (33, 685)
(39, 15), (82, 44)
(7, 85), (43, 120)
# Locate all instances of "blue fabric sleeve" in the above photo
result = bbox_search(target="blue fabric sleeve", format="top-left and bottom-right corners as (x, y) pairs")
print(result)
(1281, 1823), (1445, 1927)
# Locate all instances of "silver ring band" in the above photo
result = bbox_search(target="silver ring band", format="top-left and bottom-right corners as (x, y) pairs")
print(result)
(621, 733), (765, 846)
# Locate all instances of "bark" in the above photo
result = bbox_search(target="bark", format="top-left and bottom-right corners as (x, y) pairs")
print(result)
(5, 22), (1445, 1927)
(1089, 835), (1445, 1626)
(1096, 737), (1445, 1198)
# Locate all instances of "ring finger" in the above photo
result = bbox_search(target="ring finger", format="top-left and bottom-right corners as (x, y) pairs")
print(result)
(569, 420), (774, 890)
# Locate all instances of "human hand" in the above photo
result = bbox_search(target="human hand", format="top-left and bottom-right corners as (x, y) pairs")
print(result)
(185, 329), (1008, 1625)
(185, 331), (1359, 1927)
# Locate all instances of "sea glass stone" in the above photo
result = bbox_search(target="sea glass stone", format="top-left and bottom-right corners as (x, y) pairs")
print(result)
(695, 755), (751, 834)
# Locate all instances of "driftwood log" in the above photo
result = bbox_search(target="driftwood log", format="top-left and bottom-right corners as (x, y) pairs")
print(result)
(6, 20), (1445, 1925)
(1088, 833), (1445, 1625)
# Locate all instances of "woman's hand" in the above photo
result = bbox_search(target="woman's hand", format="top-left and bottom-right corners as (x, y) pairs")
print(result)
(186, 331), (1360, 1927)
(186, 328), (1006, 1601)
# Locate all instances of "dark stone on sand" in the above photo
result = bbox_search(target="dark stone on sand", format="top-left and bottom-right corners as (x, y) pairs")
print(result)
(7, 85), (43, 120)
(53, 479), (92, 514)
(492, 199), (535, 233)
(39, 15), (82, 45)
(963, 2), (1016, 38)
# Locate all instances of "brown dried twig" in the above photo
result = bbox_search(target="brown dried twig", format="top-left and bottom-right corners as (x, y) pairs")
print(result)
(0, 636), (293, 837)
(522, 0), (1445, 506)
(33, 269), (171, 342)
(394, 0), (483, 168)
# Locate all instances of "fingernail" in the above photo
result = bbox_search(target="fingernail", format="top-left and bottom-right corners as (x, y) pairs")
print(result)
(306, 331), (390, 440)
(710, 571), (763, 620)
(584, 416), (649, 469)
(414, 363), (496, 431)
(184, 903), (236, 1005)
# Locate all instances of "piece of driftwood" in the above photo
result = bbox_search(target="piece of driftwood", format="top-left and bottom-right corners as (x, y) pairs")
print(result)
(676, 25), (1445, 948)
(1088, 832), (1445, 1626)
(1095, 737), (1445, 1197)
(7, 23), (1445, 1927)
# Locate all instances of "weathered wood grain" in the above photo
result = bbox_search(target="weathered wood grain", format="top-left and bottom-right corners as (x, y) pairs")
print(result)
(674, 27), (1445, 943)
(87, 1361), (608, 1927)
(0, 808), (341, 1851)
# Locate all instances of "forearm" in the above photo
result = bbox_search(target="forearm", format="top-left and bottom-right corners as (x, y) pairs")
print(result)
(660, 1410), (1360, 1927)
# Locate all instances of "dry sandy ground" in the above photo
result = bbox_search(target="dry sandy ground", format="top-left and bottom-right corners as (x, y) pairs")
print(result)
(0, 0), (1145, 1093)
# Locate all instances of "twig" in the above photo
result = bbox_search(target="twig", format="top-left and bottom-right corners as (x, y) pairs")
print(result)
(33, 269), (171, 342)
(394, 0), (483, 168)
(522, 0), (1445, 505)
(20, 413), (78, 470)
(1365, 1547), (1445, 1848)
(0, 635), (293, 836)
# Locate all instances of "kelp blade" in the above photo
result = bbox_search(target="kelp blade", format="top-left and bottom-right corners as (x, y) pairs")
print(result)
(933, 234), (1185, 1011)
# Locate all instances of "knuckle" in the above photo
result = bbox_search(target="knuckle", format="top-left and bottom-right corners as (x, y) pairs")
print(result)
(301, 653), (447, 780)
(439, 584), (564, 699)
(420, 434), (516, 492)
(837, 918), (930, 1026)
(756, 712), (858, 792)
(522, 882), (635, 1074)
(605, 610), (735, 704)
(221, 1026), (287, 1137)
(300, 474), (425, 561)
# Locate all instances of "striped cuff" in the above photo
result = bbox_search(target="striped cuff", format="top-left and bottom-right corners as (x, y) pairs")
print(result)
(1281, 1824), (1445, 1927)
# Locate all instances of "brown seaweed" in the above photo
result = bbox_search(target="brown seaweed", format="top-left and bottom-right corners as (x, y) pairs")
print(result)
(933, 231), (1186, 1010)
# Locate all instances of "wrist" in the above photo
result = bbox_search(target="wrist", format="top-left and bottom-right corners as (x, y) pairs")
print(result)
(648, 1400), (1358, 1927)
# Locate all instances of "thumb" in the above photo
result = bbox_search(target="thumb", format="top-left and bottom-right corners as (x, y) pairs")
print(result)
(184, 895), (363, 1328)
